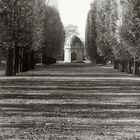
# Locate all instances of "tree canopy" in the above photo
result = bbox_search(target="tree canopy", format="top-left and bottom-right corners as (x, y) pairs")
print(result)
(0, 0), (64, 75)
(85, 0), (140, 75)
(42, 6), (65, 65)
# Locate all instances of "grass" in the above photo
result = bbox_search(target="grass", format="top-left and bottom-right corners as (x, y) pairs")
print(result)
(0, 63), (140, 140)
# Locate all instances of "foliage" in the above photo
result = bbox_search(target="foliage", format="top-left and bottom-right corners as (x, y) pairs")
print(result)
(32, 0), (46, 51)
(85, 4), (98, 62)
(64, 24), (79, 43)
(42, 6), (65, 64)
(0, 0), (46, 75)
(85, 0), (118, 62)
(65, 24), (79, 38)
(119, 0), (140, 58)
(87, 0), (140, 74)
(95, 0), (118, 60)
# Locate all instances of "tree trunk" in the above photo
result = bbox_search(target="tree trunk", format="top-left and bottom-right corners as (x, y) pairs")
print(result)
(137, 62), (140, 76)
(94, 57), (98, 65)
(127, 60), (132, 74)
(124, 60), (127, 72)
(133, 59), (139, 75)
(42, 55), (46, 65)
(118, 60), (121, 71)
(116, 60), (119, 70)
(121, 60), (125, 72)
(42, 47), (46, 65)
(114, 60), (117, 69)
(5, 48), (14, 76)
(20, 48), (23, 72)
(14, 47), (20, 74)
(22, 49), (29, 72)
(30, 50), (35, 69)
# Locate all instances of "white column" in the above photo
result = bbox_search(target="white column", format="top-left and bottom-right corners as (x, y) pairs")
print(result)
(64, 47), (71, 63)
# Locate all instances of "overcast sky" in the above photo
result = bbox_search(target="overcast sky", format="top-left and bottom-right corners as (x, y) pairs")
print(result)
(48, 0), (91, 38)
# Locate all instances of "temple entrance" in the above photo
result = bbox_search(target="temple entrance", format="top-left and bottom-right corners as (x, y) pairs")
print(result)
(64, 35), (84, 63)
(71, 52), (77, 62)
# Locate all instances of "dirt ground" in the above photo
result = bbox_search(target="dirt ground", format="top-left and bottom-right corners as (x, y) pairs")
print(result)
(0, 63), (140, 140)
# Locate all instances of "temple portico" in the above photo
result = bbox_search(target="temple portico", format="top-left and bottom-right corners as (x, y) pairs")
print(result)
(64, 35), (84, 63)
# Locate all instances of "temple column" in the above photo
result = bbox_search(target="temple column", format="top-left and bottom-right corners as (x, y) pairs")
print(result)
(64, 46), (71, 63)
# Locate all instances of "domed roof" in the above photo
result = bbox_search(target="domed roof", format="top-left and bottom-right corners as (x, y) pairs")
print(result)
(70, 35), (82, 46)
(65, 35), (83, 46)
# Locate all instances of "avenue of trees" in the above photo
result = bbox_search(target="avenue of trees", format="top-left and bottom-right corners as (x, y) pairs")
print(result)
(0, 0), (64, 76)
(85, 0), (140, 76)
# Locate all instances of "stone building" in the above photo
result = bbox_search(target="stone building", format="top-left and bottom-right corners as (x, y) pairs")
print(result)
(64, 35), (84, 63)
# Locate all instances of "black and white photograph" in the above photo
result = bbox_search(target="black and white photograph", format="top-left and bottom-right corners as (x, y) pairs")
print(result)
(0, 0), (140, 139)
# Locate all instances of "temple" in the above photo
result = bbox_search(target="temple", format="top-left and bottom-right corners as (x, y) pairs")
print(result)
(64, 35), (85, 63)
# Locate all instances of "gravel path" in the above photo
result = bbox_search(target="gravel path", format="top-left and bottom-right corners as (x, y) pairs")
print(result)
(0, 63), (140, 140)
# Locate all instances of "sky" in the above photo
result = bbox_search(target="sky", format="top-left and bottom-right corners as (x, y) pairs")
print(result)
(48, 0), (92, 39)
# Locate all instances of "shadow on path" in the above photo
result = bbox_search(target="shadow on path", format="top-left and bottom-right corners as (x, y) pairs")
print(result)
(0, 63), (140, 140)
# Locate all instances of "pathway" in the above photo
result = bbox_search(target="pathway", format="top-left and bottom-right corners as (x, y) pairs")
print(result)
(0, 63), (140, 140)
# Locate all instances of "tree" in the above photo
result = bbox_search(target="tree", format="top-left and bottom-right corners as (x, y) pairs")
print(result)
(95, 0), (118, 62)
(42, 6), (65, 65)
(85, 4), (98, 63)
(119, 0), (140, 75)
(64, 24), (79, 39)
(1, 0), (46, 76)
(85, 0), (118, 64)
(85, 0), (140, 75)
